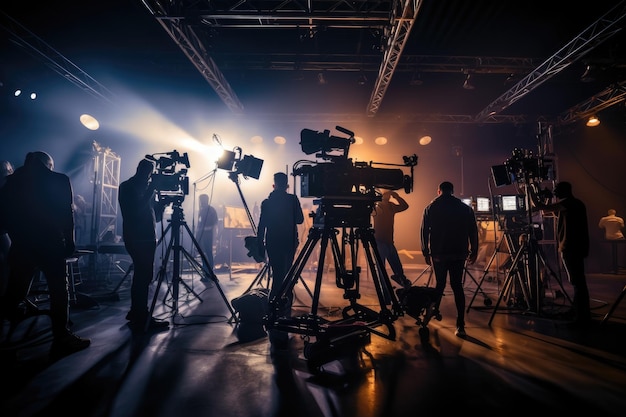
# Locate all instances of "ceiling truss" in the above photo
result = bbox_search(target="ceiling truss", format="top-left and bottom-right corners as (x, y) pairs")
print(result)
(3, 1), (625, 126)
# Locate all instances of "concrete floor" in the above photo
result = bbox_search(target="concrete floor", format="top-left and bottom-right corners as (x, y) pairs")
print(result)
(1, 253), (626, 417)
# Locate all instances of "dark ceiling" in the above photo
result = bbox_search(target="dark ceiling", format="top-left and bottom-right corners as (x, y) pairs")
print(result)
(1, 0), (626, 129)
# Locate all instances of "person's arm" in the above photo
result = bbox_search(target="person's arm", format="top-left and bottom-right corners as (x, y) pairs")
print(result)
(391, 191), (409, 212)
(257, 201), (267, 251)
(294, 195), (305, 225)
(62, 175), (76, 257)
(467, 209), (479, 264)
(528, 183), (561, 214)
(420, 209), (431, 265)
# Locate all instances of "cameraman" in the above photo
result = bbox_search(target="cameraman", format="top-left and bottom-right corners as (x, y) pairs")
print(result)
(529, 181), (591, 326)
(118, 158), (169, 333)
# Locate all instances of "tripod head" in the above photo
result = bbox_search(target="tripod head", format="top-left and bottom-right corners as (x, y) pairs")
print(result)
(310, 194), (379, 229)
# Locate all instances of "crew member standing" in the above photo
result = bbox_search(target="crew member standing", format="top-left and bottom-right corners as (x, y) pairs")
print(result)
(421, 181), (478, 338)
(373, 190), (411, 289)
(119, 158), (170, 332)
(196, 193), (219, 278)
(0, 151), (90, 358)
(257, 172), (304, 349)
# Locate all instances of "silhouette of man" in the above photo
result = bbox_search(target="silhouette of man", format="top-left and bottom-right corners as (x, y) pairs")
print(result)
(0, 151), (90, 358)
(118, 158), (169, 332)
(196, 193), (218, 277)
(257, 172), (304, 347)
(373, 190), (411, 289)
(530, 181), (591, 325)
(421, 181), (478, 338)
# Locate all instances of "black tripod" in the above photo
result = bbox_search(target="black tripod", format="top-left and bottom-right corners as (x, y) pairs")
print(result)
(467, 229), (518, 311)
(149, 201), (237, 323)
(487, 223), (571, 325)
(265, 197), (403, 344)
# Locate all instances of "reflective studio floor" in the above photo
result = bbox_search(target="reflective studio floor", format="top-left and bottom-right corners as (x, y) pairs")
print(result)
(1, 252), (626, 417)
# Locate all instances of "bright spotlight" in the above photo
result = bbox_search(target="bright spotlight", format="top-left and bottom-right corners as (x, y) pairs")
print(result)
(80, 114), (100, 130)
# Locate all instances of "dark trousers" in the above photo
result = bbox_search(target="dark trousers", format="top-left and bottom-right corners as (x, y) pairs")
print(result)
(433, 258), (466, 327)
(198, 230), (214, 271)
(376, 240), (405, 278)
(125, 240), (156, 317)
(267, 244), (296, 318)
(561, 252), (591, 320)
(4, 247), (70, 337)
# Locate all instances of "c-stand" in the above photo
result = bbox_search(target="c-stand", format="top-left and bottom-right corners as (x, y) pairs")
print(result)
(149, 201), (237, 323)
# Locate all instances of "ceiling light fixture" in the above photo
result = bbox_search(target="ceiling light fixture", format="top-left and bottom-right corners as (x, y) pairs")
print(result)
(419, 135), (432, 145)
(462, 73), (475, 90)
(580, 64), (596, 83)
(317, 72), (326, 85)
(80, 114), (100, 130)
(586, 115), (600, 127)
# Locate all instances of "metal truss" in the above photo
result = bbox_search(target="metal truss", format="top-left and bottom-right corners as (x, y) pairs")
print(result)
(557, 80), (626, 126)
(141, 0), (423, 117)
(475, 1), (626, 123)
(229, 112), (528, 125)
(367, 0), (421, 117)
(90, 145), (121, 245)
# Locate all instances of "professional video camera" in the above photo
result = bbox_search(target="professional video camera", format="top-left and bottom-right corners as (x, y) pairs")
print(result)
(145, 150), (190, 204)
(294, 126), (417, 198)
(491, 148), (556, 187)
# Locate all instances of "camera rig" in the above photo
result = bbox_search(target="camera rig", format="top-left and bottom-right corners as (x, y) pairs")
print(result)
(264, 126), (419, 371)
(145, 150), (190, 206)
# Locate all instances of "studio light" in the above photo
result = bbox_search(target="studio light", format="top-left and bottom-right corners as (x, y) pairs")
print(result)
(586, 115), (600, 127)
(80, 114), (100, 130)
(419, 135), (432, 145)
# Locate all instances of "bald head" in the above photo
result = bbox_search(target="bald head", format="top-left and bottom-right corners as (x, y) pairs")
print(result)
(25, 151), (54, 170)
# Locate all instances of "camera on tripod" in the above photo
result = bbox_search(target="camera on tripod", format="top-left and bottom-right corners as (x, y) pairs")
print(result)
(294, 126), (417, 198)
(491, 148), (556, 187)
(145, 150), (190, 204)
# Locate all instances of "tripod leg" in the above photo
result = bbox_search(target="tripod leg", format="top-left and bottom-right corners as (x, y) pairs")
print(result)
(464, 266), (491, 312)
(488, 242), (530, 326)
(411, 265), (432, 286)
(111, 263), (133, 295)
(601, 284), (626, 325)
(267, 227), (322, 323)
(149, 231), (176, 322)
(244, 263), (271, 293)
(535, 244), (573, 305)
(467, 238), (507, 312)
(182, 222), (238, 322)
